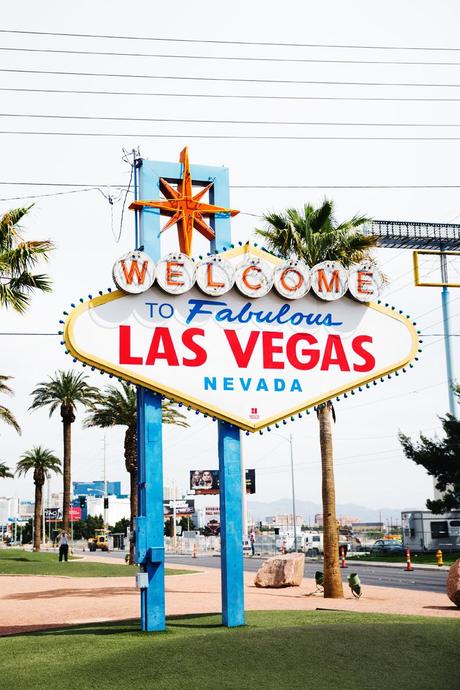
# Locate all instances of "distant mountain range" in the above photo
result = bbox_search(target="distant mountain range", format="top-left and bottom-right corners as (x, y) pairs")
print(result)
(247, 498), (409, 524)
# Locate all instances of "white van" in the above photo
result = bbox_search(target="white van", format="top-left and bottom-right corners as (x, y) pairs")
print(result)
(301, 532), (323, 556)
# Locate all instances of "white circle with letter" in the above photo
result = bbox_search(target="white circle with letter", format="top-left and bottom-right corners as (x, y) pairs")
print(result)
(196, 255), (234, 296)
(311, 261), (348, 301)
(112, 250), (155, 294)
(156, 252), (196, 295)
(348, 262), (384, 302)
(234, 257), (273, 298)
(273, 259), (311, 300)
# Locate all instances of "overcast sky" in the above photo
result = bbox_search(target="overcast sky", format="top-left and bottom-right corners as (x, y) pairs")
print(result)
(1, 1), (459, 513)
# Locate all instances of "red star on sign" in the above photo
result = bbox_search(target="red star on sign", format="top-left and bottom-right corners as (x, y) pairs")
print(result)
(129, 147), (239, 256)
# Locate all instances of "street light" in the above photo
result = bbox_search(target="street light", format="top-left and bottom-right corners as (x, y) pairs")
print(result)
(274, 433), (298, 552)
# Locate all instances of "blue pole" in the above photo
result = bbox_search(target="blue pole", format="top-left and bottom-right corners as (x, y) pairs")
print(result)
(441, 285), (456, 416)
(134, 153), (166, 632)
(218, 421), (244, 627)
(137, 387), (165, 631)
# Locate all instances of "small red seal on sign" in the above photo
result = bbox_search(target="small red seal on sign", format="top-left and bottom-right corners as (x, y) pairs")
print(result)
(249, 407), (260, 420)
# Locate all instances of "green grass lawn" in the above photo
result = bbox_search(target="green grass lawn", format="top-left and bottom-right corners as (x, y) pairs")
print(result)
(348, 552), (460, 566)
(0, 549), (191, 577)
(0, 611), (459, 689)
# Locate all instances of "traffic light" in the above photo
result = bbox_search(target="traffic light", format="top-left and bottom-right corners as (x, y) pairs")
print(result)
(78, 496), (87, 509)
(104, 497), (109, 510)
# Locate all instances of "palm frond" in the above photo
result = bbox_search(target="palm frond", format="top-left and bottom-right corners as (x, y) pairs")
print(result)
(0, 374), (14, 396)
(256, 199), (375, 268)
(30, 370), (100, 415)
(0, 461), (14, 478)
(16, 445), (61, 478)
(0, 404), (21, 433)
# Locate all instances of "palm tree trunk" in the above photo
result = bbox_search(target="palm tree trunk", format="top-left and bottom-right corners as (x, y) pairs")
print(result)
(129, 469), (138, 565)
(318, 403), (344, 599)
(124, 425), (138, 565)
(62, 419), (72, 533)
(34, 483), (43, 551)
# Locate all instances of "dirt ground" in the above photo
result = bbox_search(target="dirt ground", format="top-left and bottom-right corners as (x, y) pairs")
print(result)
(0, 556), (457, 635)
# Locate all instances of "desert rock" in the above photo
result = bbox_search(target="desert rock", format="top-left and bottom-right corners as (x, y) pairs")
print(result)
(254, 553), (305, 588)
(446, 557), (460, 608)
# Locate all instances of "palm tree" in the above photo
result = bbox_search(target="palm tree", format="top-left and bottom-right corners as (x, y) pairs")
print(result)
(0, 374), (21, 434)
(256, 199), (376, 599)
(0, 461), (14, 478)
(84, 382), (189, 563)
(16, 446), (61, 551)
(0, 206), (54, 313)
(29, 371), (99, 532)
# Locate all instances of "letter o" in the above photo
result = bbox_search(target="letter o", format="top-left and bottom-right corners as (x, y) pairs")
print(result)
(274, 260), (311, 300)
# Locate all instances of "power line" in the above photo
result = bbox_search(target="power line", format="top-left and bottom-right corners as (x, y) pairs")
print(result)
(3, 87), (460, 103)
(0, 181), (460, 192)
(6, 67), (460, 88)
(0, 29), (459, 52)
(4, 45), (460, 66)
(0, 187), (128, 202)
(4, 113), (460, 127)
(340, 379), (447, 413)
(4, 130), (460, 141)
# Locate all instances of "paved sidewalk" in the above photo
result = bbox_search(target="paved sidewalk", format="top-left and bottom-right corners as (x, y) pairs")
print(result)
(0, 559), (457, 636)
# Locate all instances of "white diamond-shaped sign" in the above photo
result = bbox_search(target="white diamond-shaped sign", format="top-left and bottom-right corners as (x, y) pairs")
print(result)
(64, 247), (418, 431)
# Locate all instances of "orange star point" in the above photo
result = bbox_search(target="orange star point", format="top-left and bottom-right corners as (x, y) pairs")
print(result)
(129, 146), (239, 256)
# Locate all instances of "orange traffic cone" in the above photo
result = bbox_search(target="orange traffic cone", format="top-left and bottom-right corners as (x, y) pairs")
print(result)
(405, 546), (413, 571)
(340, 545), (347, 569)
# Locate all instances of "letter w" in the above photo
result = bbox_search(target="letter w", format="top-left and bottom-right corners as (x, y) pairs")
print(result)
(121, 259), (148, 285)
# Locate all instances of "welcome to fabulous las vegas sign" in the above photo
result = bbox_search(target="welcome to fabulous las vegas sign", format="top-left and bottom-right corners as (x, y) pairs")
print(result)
(63, 244), (419, 431)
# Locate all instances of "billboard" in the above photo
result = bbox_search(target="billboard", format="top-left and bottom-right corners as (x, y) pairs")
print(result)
(64, 245), (418, 431)
(44, 507), (82, 521)
(163, 499), (195, 518)
(190, 469), (256, 495)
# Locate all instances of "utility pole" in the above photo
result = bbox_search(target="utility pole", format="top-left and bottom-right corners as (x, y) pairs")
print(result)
(103, 435), (108, 530)
(172, 480), (177, 552)
(42, 476), (46, 547)
(47, 477), (51, 544)
(440, 253), (456, 416)
(240, 431), (248, 542)
(289, 434), (298, 552)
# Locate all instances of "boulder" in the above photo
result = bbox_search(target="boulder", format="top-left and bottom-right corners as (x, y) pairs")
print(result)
(254, 553), (305, 588)
(446, 558), (460, 608)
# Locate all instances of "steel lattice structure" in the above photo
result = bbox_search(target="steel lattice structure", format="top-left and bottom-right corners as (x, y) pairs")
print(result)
(364, 220), (460, 250)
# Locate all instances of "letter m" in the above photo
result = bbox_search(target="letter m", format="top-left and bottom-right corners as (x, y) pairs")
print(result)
(317, 269), (339, 293)
(121, 259), (148, 285)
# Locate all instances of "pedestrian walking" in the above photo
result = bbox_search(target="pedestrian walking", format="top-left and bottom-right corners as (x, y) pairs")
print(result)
(58, 529), (69, 562)
(250, 530), (255, 557)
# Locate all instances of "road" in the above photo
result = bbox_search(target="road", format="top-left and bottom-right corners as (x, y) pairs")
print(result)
(85, 549), (448, 593)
